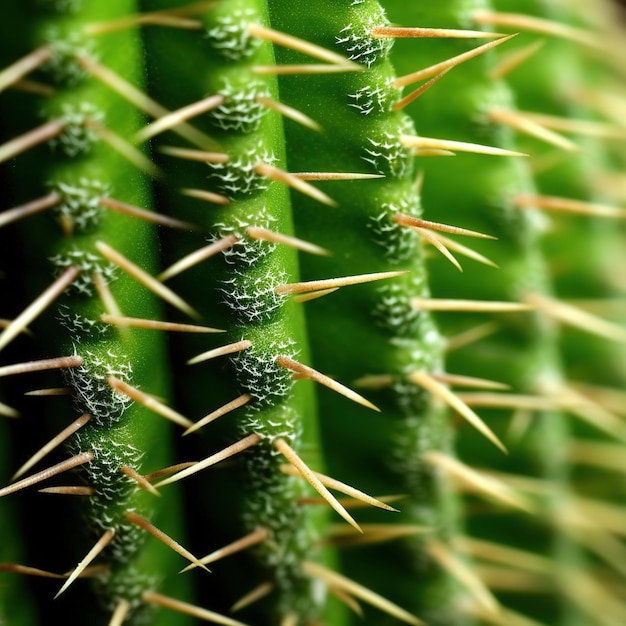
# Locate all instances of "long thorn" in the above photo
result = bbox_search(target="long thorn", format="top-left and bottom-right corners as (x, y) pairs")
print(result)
(395, 35), (516, 88)
(24, 387), (72, 396)
(77, 55), (219, 150)
(291, 172), (383, 181)
(0, 355), (83, 379)
(393, 68), (452, 111)
(183, 394), (252, 435)
(371, 26), (505, 39)
(12, 413), (91, 480)
(125, 512), (209, 572)
(276, 270), (406, 296)
(108, 599), (131, 626)
(154, 434), (262, 488)
(395, 214), (496, 239)
(489, 108), (579, 152)
(568, 440), (626, 473)
(0, 451), (93, 497)
(516, 111), (626, 140)
(427, 540), (500, 615)
(158, 145), (229, 163)
(0, 192), (61, 229)
(158, 236), (238, 282)
(100, 197), (197, 230)
(402, 135), (527, 157)
(300, 494), (406, 509)
(472, 10), (604, 49)
(257, 96), (322, 132)
(142, 591), (250, 626)
(120, 465), (160, 496)
(108, 376), (193, 429)
(412, 298), (533, 313)
(0, 266), (80, 352)
(95, 241), (200, 319)
(180, 187), (230, 206)
(39, 486), (95, 495)
(455, 536), (553, 574)
(327, 524), (430, 548)
(101, 314), (224, 334)
(181, 528), (271, 572)
(0, 563), (65, 579)
(489, 39), (546, 80)
(84, 2), (215, 35)
(410, 371), (506, 453)
(85, 119), (163, 179)
(255, 162), (337, 207)
(0, 47), (52, 93)
(92, 270), (124, 325)
(416, 227), (463, 271)
(247, 226), (330, 256)
(274, 438), (362, 533)
(248, 23), (359, 68)
(134, 94), (225, 144)
(0, 401), (19, 418)
(429, 233), (499, 269)
(144, 462), (197, 483)
(433, 373), (509, 391)
(187, 340), (253, 365)
(230, 582), (274, 613)
(302, 561), (424, 625)
(11, 78), (55, 96)
(277, 356), (379, 412)
(524, 292), (626, 341)
(281, 465), (398, 512)
(0, 119), (65, 164)
(423, 451), (535, 512)
(515, 194), (626, 219)
(293, 288), (340, 303)
(254, 64), (363, 75)
(55, 529), (115, 598)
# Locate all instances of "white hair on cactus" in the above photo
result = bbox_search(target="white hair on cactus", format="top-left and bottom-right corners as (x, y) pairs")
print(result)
(206, 139), (277, 197)
(208, 80), (270, 133)
(336, 5), (393, 68)
(231, 334), (297, 407)
(211, 205), (277, 267)
(362, 117), (414, 177)
(221, 268), (289, 324)
(42, 29), (93, 86)
(49, 178), (108, 231)
(50, 248), (116, 296)
(47, 102), (101, 158)
(368, 195), (421, 263)
(64, 348), (133, 427)
(205, 8), (262, 61)
(372, 274), (429, 337)
(348, 78), (396, 115)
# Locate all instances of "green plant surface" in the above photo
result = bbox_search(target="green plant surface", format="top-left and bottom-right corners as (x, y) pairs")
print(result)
(0, 1), (194, 624)
(269, 1), (465, 624)
(0, 1), (625, 626)
(139, 0), (331, 622)
(382, 2), (588, 623)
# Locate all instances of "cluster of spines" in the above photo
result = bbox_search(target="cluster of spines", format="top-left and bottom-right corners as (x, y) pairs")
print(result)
(0, 1), (198, 624)
(268, 1), (474, 623)
(384, 1), (626, 625)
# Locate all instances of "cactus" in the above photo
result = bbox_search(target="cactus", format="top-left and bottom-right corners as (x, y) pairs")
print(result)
(0, 1), (625, 625)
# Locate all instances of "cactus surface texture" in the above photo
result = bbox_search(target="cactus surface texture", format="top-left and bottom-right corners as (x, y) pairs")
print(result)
(0, 1), (625, 625)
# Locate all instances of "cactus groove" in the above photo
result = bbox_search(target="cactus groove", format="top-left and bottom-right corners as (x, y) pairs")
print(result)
(0, 1), (625, 625)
